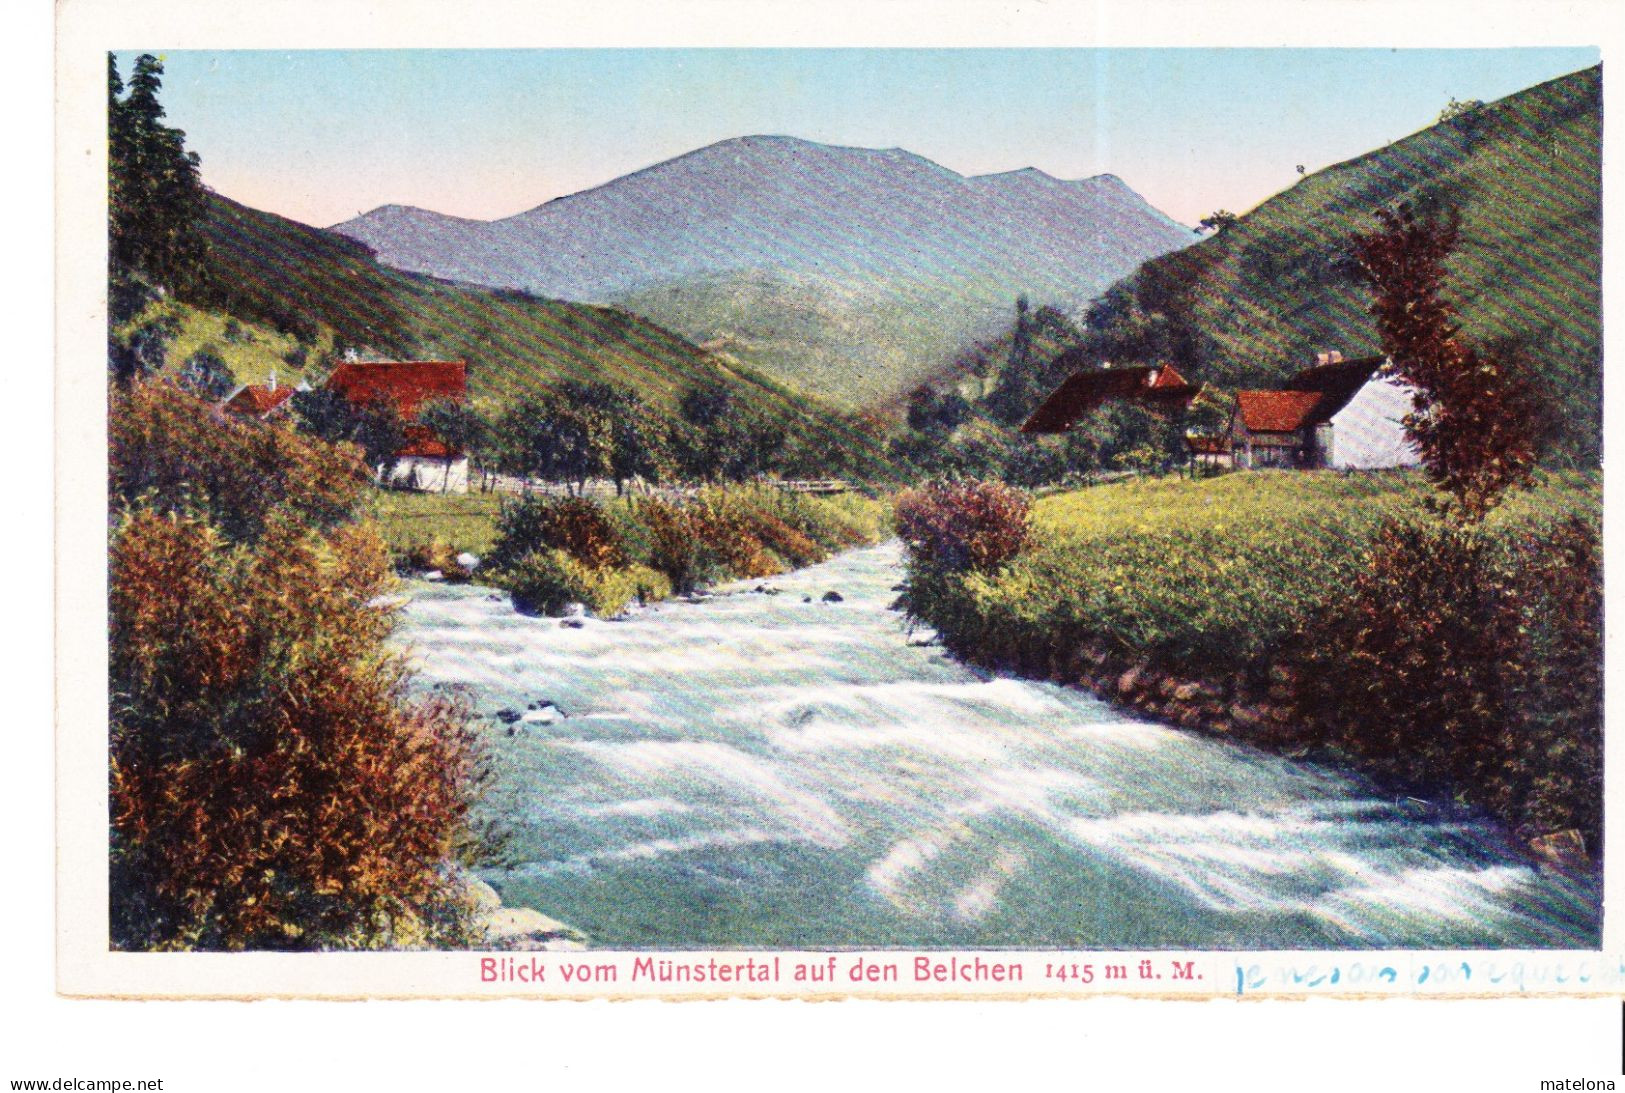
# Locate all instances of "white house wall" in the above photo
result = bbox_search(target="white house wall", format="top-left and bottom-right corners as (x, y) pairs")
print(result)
(1326, 379), (1421, 470)
(384, 456), (470, 493)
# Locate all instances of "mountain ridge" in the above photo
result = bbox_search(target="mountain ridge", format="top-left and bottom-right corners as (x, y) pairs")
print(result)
(336, 137), (1170, 231)
(331, 134), (1197, 408)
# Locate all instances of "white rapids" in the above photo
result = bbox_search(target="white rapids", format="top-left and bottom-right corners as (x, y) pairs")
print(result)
(395, 542), (1598, 949)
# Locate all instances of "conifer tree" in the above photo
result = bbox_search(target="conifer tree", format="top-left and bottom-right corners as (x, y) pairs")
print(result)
(108, 53), (209, 294)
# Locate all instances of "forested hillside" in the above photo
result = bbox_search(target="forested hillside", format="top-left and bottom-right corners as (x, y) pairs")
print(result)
(164, 194), (896, 477)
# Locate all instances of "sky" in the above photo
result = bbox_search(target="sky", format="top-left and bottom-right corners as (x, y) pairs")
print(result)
(115, 48), (1600, 230)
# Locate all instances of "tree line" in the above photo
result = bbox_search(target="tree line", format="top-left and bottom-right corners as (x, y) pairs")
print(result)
(289, 375), (817, 493)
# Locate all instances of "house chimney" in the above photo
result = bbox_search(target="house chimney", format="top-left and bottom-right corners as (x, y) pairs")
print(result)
(269, 367), (277, 393)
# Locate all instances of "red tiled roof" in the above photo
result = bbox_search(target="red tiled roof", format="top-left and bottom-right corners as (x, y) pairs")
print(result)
(1022, 359), (1200, 434)
(222, 384), (296, 417)
(397, 424), (459, 459)
(326, 361), (467, 418)
(1235, 390), (1326, 434)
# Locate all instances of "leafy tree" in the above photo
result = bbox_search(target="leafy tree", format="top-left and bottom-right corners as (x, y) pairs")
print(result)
(178, 348), (235, 400)
(556, 381), (624, 490)
(984, 296), (1041, 425)
(1352, 204), (1544, 520)
(492, 393), (592, 490)
(905, 385), (970, 435)
(288, 387), (407, 484)
(1009, 294), (1032, 373)
(1198, 210), (1238, 235)
(290, 387), (356, 446)
(1002, 439), (1069, 488)
(419, 398), (485, 493)
(109, 308), (181, 386)
(603, 390), (666, 494)
(680, 382), (735, 429)
(353, 402), (409, 483)
(1438, 97), (1484, 124)
(677, 383), (744, 482)
(1184, 385), (1234, 438)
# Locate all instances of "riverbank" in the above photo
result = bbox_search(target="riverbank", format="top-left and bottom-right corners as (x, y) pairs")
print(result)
(898, 471), (1602, 863)
(374, 484), (891, 617)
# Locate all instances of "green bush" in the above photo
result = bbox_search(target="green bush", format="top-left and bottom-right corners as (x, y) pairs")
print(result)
(491, 488), (889, 607)
(623, 563), (674, 605)
(400, 536), (473, 581)
(487, 494), (626, 573)
(501, 549), (639, 618)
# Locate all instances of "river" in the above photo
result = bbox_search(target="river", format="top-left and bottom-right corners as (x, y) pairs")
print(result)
(395, 542), (1599, 949)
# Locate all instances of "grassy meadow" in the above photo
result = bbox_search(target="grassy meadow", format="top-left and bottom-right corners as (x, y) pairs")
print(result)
(370, 488), (507, 559)
(900, 468), (1602, 844)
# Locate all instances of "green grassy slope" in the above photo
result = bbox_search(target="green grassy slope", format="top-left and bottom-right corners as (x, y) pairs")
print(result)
(1130, 65), (1600, 461)
(112, 298), (330, 388)
(185, 194), (894, 475)
(616, 269), (1016, 413)
(943, 66), (1601, 464)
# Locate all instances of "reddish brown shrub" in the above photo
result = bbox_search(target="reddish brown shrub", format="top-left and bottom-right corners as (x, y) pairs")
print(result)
(110, 379), (372, 542)
(689, 492), (778, 579)
(744, 510), (824, 569)
(108, 379), (481, 950)
(1291, 513), (1602, 847)
(110, 510), (481, 950)
(636, 496), (717, 592)
(1498, 515), (1603, 842)
(894, 479), (1032, 574)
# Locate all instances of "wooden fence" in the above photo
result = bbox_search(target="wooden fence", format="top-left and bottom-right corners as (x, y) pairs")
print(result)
(475, 474), (850, 499)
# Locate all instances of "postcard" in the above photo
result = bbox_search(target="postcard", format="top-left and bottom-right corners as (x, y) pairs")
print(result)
(53, 0), (1623, 1017)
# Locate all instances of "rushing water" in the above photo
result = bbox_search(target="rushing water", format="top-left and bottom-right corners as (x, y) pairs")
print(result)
(396, 542), (1599, 949)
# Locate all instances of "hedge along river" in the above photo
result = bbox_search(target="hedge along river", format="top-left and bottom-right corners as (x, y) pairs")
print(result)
(395, 541), (1599, 949)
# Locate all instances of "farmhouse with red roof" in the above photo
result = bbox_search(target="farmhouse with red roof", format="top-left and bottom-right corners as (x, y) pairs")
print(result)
(1228, 352), (1421, 470)
(326, 359), (471, 492)
(221, 369), (302, 420)
(222, 382), (296, 419)
(1021, 351), (1201, 435)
